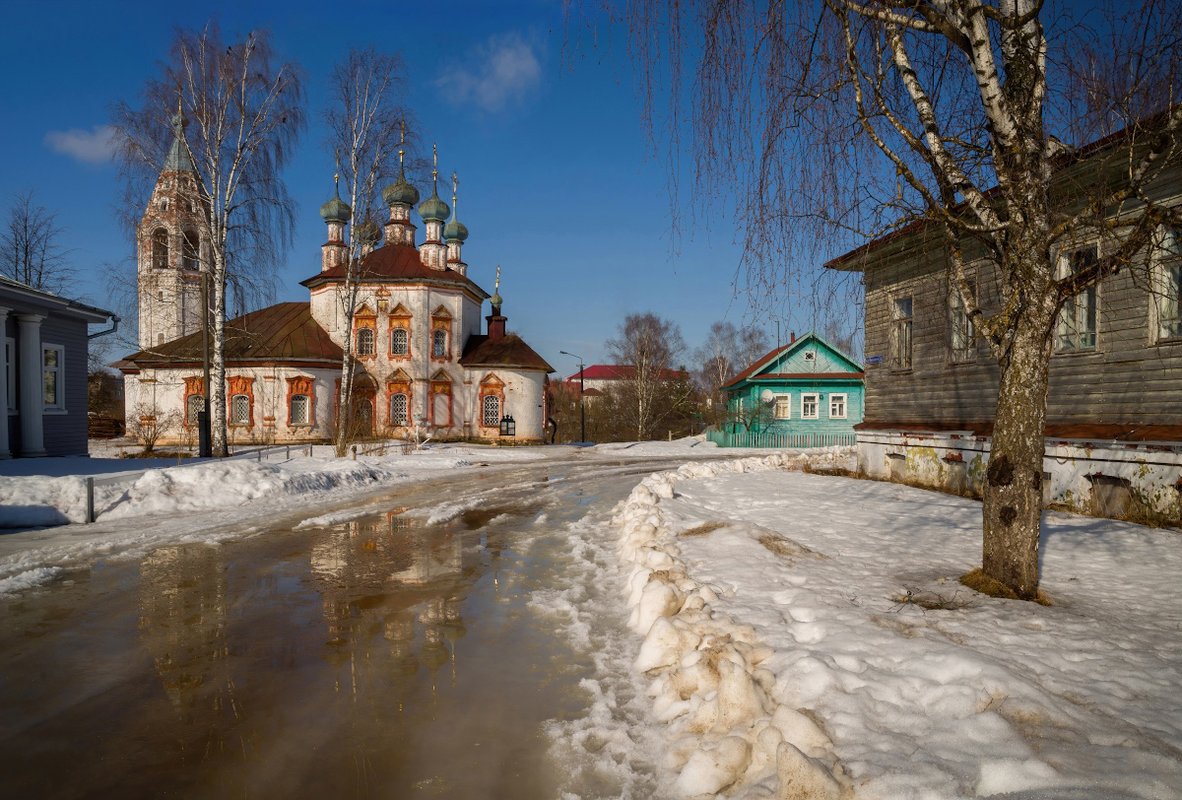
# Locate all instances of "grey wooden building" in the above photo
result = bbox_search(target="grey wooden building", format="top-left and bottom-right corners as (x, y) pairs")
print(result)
(827, 128), (1182, 519)
(1, 276), (117, 458)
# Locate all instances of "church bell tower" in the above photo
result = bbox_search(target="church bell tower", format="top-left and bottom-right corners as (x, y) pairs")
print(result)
(136, 106), (208, 349)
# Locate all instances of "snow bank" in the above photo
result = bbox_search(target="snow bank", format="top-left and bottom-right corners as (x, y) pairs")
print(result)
(617, 453), (1182, 799)
(615, 452), (852, 798)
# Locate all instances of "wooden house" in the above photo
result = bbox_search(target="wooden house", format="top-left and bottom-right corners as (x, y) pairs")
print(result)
(713, 333), (864, 448)
(826, 127), (1182, 520)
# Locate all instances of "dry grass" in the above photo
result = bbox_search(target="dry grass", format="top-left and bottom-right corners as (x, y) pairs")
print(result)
(890, 587), (974, 611)
(757, 532), (822, 560)
(959, 568), (1053, 606)
(801, 463), (858, 478)
(678, 521), (728, 537)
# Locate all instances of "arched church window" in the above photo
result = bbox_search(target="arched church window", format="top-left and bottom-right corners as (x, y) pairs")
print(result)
(390, 328), (409, 356)
(186, 394), (204, 425)
(356, 328), (375, 356)
(230, 394), (251, 425)
(182, 231), (199, 270)
(152, 228), (169, 269)
(389, 393), (408, 426)
(290, 394), (309, 425)
(482, 394), (500, 427)
(432, 329), (447, 358)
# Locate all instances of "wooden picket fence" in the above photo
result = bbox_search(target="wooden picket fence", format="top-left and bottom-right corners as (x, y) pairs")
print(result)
(706, 428), (856, 449)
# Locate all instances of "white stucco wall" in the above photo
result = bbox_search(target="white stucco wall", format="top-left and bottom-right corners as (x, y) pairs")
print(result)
(856, 428), (1182, 519)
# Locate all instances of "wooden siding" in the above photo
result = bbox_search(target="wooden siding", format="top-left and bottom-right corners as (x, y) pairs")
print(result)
(40, 315), (91, 456)
(860, 163), (1182, 431)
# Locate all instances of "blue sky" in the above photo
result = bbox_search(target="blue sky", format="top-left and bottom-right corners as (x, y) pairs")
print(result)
(0, 0), (841, 376)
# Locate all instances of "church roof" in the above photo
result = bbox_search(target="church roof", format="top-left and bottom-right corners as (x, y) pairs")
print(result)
(460, 334), (553, 373)
(301, 243), (489, 298)
(119, 301), (342, 370)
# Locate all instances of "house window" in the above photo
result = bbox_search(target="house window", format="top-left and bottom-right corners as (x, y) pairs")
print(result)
(1056, 244), (1098, 352)
(1153, 226), (1182, 342)
(949, 279), (976, 362)
(830, 393), (847, 419)
(182, 231), (199, 271)
(801, 393), (819, 419)
(152, 228), (169, 269)
(290, 394), (310, 426)
(482, 394), (500, 427)
(389, 393), (409, 426)
(5, 338), (15, 412)
(355, 327), (375, 357)
(892, 296), (913, 369)
(230, 394), (250, 425)
(390, 327), (409, 356)
(432, 329), (447, 358)
(186, 393), (204, 425)
(43, 345), (64, 411)
(774, 395), (791, 420)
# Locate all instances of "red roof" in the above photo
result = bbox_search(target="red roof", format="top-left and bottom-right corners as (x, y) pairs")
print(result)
(566, 364), (689, 382)
(302, 243), (489, 298)
(120, 302), (343, 370)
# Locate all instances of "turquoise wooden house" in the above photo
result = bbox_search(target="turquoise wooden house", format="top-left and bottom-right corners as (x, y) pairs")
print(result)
(711, 333), (864, 448)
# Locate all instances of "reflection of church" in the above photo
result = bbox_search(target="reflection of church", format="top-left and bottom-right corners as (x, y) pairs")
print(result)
(309, 511), (469, 693)
(119, 116), (552, 445)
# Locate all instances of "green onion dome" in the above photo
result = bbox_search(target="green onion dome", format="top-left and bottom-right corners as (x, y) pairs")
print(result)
(418, 190), (450, 223)
(382, 171), (420, 207)
(319, 189), (351, 223)
(443, 217), (469, 243)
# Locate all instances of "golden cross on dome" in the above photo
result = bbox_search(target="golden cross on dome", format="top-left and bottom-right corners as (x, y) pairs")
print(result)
(398, 121), (406, 166)
(495, 265), (501, 293)
(451, 171), (459, 205)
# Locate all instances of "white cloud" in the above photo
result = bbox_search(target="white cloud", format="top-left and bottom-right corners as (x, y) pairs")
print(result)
(436, 34), (543, 113)
(44, 125), (119, 164)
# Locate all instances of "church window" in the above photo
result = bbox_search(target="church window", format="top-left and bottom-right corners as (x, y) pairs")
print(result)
(482, 394), (500, 427)
(390, 328), (409, 356)
(356, 327), (375, 357)
(152, 228), (169, 269)
(389, 393), (408, 426)
(182, 231), (199, 271)
(290, 394), (310, 425)
(230, 394), (251, 426)
(432, 329), (447, 358)
(186, 393), (204, 425)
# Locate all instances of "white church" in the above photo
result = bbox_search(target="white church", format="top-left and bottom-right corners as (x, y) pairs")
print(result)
(119, 119), (553, 445)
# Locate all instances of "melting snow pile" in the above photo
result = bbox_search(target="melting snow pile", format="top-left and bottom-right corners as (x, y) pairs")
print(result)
(616, 455), (1182, 799)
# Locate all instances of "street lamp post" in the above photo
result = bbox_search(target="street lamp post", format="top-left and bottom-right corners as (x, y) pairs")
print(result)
(559, 350), (586, 444)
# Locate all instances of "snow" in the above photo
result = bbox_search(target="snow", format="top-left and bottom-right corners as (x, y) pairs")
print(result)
(614, 454), (1182, 799)
(4, 438), (1178, 798)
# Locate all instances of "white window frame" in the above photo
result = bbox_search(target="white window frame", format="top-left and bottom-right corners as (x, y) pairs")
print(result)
(230, 394), (250, 426)
(289, 394), (310, 426)
(1151, 226), (1182, 343)
(1055, 244), (1099, 353)
(390, 327), (409, 356)
(773, 394), (791, 420)
(186, 393), (204, 426)
(389, 393), (409, 426)
(949, 278), (977, 362)
(892, 296), (913, 370)
(829, 393), (848, 420)
(5, 337), (15, 413)
(482, 394), (501, 427)
(355, 327), (375, 357)
(801, 393), (819, 420)
(43, 343), (65, 412)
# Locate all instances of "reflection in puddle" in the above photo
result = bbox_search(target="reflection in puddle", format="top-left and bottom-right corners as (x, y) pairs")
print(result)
(0, 467), (622, 800)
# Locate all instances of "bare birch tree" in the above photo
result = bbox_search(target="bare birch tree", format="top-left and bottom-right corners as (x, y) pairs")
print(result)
(606, 312), (689, 440)
(695, 321), (769, 425)
(115, 25), (304, 457)
(324, 48), (412, 456)
(1, 191), (73, 294)
(625, 0), (1182, 599)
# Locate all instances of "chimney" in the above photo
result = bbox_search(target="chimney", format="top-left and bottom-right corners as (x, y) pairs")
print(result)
(487, 306), (506, 342)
